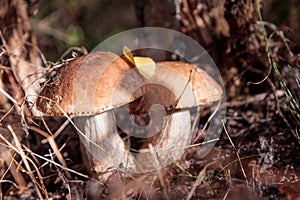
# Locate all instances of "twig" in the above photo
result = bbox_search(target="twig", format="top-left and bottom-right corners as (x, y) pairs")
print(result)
(23, 41), (48, 68)
(185, 138), (219, 149)
(0, 104), (15, 124)
(225, 90), (285, 108)
(28, 125), (72, 179)
(0, 31), (7, 47)
(247, 1), (271, 85)
(58, 46), (88, 62)
(221, 120), (248, 185)
(256, 21), (294, 59)
(222, 170), (231, 200)
(3, 152), (27, 193)
(24, 147), (88, 179)
(0, 64), (11, 70)
(269, 79), (300, 143)
(186, 160), (218, 200)
(53, 119), (70, 139)
(0, 141), (27, 193)
(7, 125), (45, 200)
(148, 144), (169, 200)
(192, 100), (221, 143)
(0, 87), (17, 104)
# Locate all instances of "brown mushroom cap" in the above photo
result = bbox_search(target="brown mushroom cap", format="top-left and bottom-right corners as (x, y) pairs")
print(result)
(159, 61), (222, 102)
(36, 52), (223, 116)
(37, 51), (141, 116)
(128, 61), (223, 113)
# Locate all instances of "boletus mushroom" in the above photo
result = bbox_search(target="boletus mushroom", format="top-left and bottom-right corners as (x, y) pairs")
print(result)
(36, 51), (222, 178)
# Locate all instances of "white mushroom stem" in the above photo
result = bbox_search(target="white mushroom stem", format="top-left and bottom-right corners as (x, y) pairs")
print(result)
(73, 111), (138, 174)
(73, 109), (192, 175)
(135, 109), (191, 172)
(157, 109), (192, 162)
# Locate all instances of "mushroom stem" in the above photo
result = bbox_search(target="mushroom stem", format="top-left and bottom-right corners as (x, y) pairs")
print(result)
(74, 108), (192, 174)
(73, 111), (137, 176)
(157, 109), (192, 162)
(136, 109), (191, 171)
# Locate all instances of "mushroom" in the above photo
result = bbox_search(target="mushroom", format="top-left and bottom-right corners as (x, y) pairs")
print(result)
(36, 51), (223, 177)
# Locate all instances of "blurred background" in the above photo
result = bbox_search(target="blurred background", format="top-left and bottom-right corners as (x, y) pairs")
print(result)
(32, 0), (300, 61)
(32, 0), (139, 60)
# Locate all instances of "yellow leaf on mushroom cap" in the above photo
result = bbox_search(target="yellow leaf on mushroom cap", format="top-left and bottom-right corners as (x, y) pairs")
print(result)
(123, 46), (135, 65)
(133, 57), (156, 79)
(123, 46), (156, 79)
